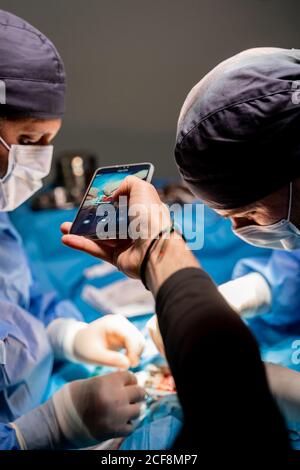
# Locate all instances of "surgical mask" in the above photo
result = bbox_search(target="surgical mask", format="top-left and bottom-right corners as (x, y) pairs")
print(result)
(0, 136), (53, 211)
(233, 182), (300, 251)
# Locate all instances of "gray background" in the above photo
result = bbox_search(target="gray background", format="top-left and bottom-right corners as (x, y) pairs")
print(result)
(2, 0), (300, 178)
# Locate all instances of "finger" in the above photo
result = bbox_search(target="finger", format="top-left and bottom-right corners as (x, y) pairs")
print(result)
(61, 234), (114, 261)
(117, 423), (134, 437)
(60, 222), (72, 234)
(126, 385), (147, 404)
(61, 220), (118, 248)
(99, 239), (120, 247)
(96, 349), (131, 369)
(113, 316), (146, 367)
(123, 331), (146, 368)
(112, 176), (144, 200)
(128, 342), (146, 368)
(121, 370), (138, 386)
(127, 403), (143, 421)
(147, 315), (166, 357)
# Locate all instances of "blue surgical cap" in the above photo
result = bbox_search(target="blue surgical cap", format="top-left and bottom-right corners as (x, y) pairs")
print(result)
(0, 9), (66, 119)
(175, 48), (300, 210)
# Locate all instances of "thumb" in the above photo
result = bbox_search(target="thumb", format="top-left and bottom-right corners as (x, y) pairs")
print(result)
(97, 349), (131, 369)
(112, 316), (146, 367)
(112, 176), (142, 200)
(123, 334), (146, 368)
(60, 222), (72, 234)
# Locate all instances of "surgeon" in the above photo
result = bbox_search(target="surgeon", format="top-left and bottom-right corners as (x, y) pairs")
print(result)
(160, 47), (300, 432)
(62, 48), (300, 440)
(0, 9), (146, 449)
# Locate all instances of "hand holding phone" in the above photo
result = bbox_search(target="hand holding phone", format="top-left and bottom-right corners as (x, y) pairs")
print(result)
(62, 168), (173, 280)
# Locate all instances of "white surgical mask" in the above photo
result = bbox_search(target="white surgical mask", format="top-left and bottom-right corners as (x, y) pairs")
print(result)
(233, 182), (300, 251)
(0, 136), (53, 211)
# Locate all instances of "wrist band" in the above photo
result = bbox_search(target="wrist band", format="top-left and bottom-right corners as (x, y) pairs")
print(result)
(140, 223), (185, 290)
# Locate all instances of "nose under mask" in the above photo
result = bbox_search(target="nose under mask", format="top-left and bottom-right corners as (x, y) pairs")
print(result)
(0, 136), (53, 211)
(233, 182), (300, 251)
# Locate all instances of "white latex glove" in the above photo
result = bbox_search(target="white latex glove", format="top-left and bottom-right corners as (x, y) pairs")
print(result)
(147, 272), (272, 357)
(47, 314), (146, 368)
(218, 272), (272, 316)
(13, 371), (146, 449)
(265, 363), (300, 424)
(147, 314), (166, 358)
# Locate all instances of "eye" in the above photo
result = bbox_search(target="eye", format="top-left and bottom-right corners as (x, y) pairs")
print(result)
(18, 135), (39, 145)
(241, 210), (257, 218)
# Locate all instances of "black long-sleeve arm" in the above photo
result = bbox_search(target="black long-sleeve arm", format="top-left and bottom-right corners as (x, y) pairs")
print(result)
(156, 267), (290, 460)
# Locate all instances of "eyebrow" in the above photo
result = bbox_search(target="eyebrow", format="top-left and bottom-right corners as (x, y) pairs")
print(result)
(19, 130), (45, 136)
(223, 208), (257, 218)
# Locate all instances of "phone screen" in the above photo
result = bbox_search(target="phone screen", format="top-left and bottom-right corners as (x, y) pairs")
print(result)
(70, 163), (154, 239)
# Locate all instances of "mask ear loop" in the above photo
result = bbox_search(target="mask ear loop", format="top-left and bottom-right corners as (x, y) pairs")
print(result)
(287, 181), (293, 221)
(0, 136), (10, 151)
(0, 136), (13, 182)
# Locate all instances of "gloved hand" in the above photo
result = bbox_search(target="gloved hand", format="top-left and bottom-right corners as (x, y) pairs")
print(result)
(13, 371), (146, 449)
(265, 362), (300, 424)
(73, 314), (146, 368)
(218, 272), (272, 316)
(147, 314), (166, 358)
(147, 272), (272, 357)
(47, 314), (146, 368)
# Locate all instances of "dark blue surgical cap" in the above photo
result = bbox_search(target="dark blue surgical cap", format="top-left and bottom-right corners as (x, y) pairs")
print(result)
(0, 9), (65, 118)
(175, 48), (300, 210)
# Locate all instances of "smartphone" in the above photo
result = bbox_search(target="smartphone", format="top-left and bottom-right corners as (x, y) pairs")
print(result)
(70, 162), (154, 240)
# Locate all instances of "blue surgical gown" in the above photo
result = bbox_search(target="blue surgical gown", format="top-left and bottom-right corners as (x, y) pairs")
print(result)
(233, 249), (300, 356)
(232, 249), (300, 448)
(0, 213), (83, 449)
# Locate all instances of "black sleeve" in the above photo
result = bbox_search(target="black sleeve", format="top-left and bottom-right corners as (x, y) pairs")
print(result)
(156, 267), (290, 461)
